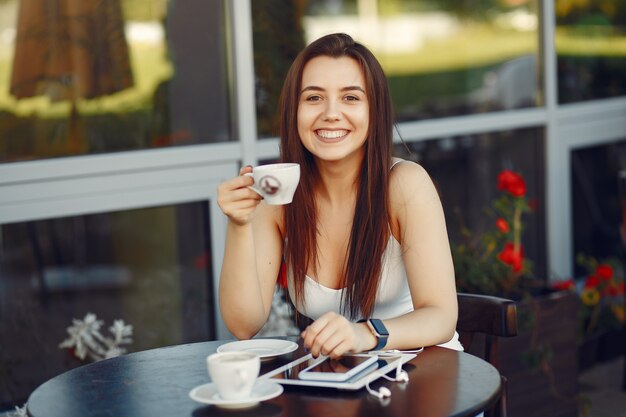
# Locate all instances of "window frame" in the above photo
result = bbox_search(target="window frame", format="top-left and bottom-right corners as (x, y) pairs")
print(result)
(1, 0), (626, 338)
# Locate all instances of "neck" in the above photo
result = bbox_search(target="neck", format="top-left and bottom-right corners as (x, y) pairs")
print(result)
(315, 156), (362, 206)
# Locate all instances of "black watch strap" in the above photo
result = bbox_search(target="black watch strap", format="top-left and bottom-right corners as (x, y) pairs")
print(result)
(367, 318), (389, 351)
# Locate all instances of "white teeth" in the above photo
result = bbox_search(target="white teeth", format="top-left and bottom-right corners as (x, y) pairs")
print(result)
(317, 130), (347, 139)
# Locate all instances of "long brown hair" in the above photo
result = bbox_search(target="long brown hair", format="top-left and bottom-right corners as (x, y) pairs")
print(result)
(279, 33), (394, 320)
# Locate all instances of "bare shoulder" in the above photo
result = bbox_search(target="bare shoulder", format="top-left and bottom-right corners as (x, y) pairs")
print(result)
(389, 159), (435, 205)
(388, 159), (441, 240)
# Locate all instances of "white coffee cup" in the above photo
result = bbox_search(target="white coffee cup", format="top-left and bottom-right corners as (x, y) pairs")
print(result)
(245, 163), (300, 205)
(207, 351), (260, 400)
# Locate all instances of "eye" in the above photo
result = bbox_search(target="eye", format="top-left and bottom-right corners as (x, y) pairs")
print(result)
(305, 95), (322, 102)
(344, 95), (359, 101)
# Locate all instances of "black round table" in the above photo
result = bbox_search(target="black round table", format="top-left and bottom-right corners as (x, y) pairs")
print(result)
(27, 339), (501, 417)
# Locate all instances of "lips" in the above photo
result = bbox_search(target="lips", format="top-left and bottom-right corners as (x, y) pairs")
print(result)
(315, 129), (348, 141)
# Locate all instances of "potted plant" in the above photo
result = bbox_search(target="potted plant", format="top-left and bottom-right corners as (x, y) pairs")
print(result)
(453, 169), (536, 298)
(452, 169), (580, 417)
(554, 255), (625, 371)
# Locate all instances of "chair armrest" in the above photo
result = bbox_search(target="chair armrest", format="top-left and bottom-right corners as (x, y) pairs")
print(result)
(457, 293), (518, 337)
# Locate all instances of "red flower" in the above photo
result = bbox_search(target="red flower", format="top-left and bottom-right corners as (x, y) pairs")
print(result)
(497, 170), (526, 197)
(552, 279), (575, 291)
(498, 242), (524, 272)
(496, 218), (510, 233)
(584, 275), (600, 289)
(596, 264), (613, 281)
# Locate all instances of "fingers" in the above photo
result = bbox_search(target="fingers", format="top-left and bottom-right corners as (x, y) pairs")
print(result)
(217, 181), (260, 210)
(223, 185), (260, 204)
(219, 172), (255, 194)
(222, 196), (262, 216)
(302, 313), (359, 359)
(323, 337), (352, 359)
(239, 165), (253, 176)
(217, 166), (262, 225)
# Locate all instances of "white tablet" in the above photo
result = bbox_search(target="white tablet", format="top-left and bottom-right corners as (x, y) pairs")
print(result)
(260, 352), (416, 390)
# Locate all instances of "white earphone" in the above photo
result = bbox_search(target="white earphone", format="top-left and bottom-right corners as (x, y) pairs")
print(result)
(366, 362), (409, 399)
(376, 387), (391, 398)
(382, 360), (409, 382)
(366, 383), (391, 399)
(396, 369), (409, 383)
(393, 358), (409, 382)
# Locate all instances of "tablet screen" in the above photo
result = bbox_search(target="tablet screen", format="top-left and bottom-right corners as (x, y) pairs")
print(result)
(304, 355), (374, 374)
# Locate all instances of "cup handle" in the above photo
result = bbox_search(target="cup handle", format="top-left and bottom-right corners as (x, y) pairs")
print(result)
(243, 172), (263, 196)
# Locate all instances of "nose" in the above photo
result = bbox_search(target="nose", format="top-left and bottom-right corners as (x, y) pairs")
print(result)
(321, 100), (341, 122)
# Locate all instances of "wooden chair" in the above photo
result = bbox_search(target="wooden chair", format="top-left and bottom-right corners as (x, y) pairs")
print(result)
(457, 293), (518, 417)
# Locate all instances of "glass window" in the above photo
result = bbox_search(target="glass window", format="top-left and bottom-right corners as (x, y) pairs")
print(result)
(0, 0), (231, 163)
(251, 1), (306, 138)
(252, 0), (541, 137)
(0, 202), (214, 407)
(571, 139), (626, 276)
(394, 128), (546, 278)
(556, 0), (626, 103)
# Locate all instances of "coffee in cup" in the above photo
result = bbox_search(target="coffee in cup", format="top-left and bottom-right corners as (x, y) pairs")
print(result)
(207, 351), (260, 400)
(245, 163), (300, 205)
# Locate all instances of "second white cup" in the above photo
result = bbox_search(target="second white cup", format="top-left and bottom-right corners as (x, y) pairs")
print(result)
(207, 351), (260, 400)
(245, 163), (300, 205)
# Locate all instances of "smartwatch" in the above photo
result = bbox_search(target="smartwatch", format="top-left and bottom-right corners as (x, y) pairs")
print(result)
(366, 319), (389, 351)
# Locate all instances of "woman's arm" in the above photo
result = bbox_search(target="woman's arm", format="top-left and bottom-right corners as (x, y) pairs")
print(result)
(384, 160), (458, 349)
(302, 161), (457, 357)
(217, 166), (284, 339)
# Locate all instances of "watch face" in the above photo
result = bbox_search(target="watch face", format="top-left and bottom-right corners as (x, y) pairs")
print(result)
(369, 319), (389, 336)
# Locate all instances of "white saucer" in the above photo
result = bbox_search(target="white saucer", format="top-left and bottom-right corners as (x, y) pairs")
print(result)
(189, 380), (283, 409)
(217, 339), (298, 361)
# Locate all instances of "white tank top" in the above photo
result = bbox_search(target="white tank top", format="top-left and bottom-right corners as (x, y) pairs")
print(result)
(286, 158), (463, 351)
(288, 235), (411, 320)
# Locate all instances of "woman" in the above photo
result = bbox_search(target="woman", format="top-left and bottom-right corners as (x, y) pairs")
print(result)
(218, 33), (461, 358)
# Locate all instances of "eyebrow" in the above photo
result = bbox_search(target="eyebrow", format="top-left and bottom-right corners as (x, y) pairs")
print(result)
(300, 85), (365, 94)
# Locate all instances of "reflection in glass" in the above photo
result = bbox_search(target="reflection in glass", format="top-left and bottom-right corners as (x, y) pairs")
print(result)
(0, 0), (231, 163)
(0, 202), (214, 407)
(394, 128), (546, 278)
(556, 0), (626, 103)
(251, 0), (306, 137)
(571, 139), (626, 275)
(253, 0), (541, 137)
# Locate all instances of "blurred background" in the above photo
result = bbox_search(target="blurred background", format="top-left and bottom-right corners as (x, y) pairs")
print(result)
(0, 0), (625, 411)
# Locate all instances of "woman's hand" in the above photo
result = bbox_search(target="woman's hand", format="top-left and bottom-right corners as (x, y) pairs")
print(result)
(217, 166), (262, 226)
(301, 312), (377, 358)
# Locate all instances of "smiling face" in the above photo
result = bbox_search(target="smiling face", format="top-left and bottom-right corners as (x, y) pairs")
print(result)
(297, 56), (369, 163)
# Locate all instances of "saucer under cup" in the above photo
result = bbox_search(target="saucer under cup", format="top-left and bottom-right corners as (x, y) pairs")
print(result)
(189, 380), (283, 409)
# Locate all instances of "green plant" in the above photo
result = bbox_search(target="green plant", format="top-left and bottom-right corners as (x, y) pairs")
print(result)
(552, 255), (625, 339)
(453, 169), (534, 298)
